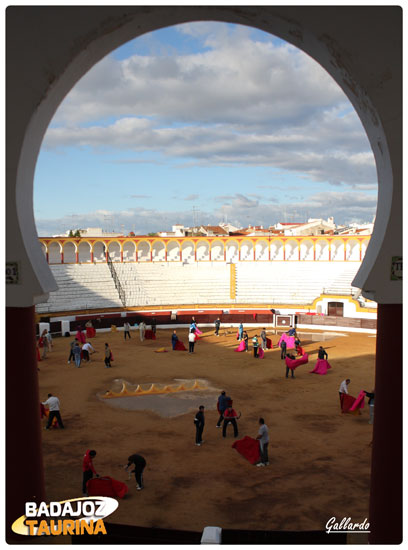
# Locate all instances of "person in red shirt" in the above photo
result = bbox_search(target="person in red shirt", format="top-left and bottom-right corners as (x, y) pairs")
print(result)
(222, 405), (241, 438)
(82, 449), (99, 496)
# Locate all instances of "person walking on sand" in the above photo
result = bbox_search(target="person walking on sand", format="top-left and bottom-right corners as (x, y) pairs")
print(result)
(214, 317), (221, 336)
(256, 417), (269, 467)
(124, 453), (147, 490)
(252, 335), (259, 358)
(171, 330), (179, 350)
(318, 346), (328, 360)
(104, 343), (112, 368)
(42, 393), (65, 429)
(364, 388), (375, 425)
(188, 330), (197, 353)
(123, 321), (131, 340)
(194, 405), (205, 446)
(40, 329), (50, 359)
(339, 378), (350, 409)
(238, 323), (244, 341)
(82, 450), (99, 496)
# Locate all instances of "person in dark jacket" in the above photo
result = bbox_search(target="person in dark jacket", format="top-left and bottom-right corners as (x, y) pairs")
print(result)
(280, 339), (287, 359)
(216, 391), (229, 428)
(171, 330), (178, 350)
(243, 331), (249, 352)
(194, 405), (205, 446)
(214, 318), (221, 336)
(260, 328), (267, 350)
(364, 389), (375, 424)
(125, 453), (147, 490)
(318, 346), (328, 360)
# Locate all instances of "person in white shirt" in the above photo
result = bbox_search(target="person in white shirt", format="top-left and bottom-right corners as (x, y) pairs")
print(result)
(339, 378), (351, 408)
(42, 393), (64, 429)
(339, 379), (350, 395)
(139, 322), (146, 342)
(188, 330), (196, 353)
(81, 342), (95, 362)
(256, 418), (269, 466)
(123, 321), (131, 340)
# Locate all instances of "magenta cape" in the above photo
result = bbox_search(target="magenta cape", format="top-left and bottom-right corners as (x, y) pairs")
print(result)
(296, 345), (305, 356)
(234, 340), (246, 352)
(76, 330), (86, 344)
(195, 327), (203, 335)
(87, 476), (128, 499)
(258, 347), (265, 359)
(174, 340), (187, 351)
(232, 436), (261, 465)
(309, 358), (331, 375)
(278, 333), (295, 349)
(349, 390), (366, 411)
(144, 329), (156, 340)
(86, 327), (96, 338)
(285, 353), (309, 370)
(340, 393), (364, 413)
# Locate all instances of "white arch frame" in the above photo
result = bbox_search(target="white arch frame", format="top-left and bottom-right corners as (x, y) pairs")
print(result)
(48, 241), (62, 264)
(167, 241), (180, 262)
(226, 241), (239, 263)
(181, 240), (195, 263)
(108, 241), (121, 262)
(78, 241), (91, 263)
(270, 240), (284, 261)
(255, 240), (268, 261)
(300, 239), (314, 261)
(93, 241), (106, 262)
(285, 239), (299, 261)
(210, 240), (224, 261)
(331, 240), (345, 261)
(8, 6), (398, 307)
(196, 241), (210, 261)
(123, 241), (136, 262)
(152, 241), (165, 262)
(137, 241), (151, 262)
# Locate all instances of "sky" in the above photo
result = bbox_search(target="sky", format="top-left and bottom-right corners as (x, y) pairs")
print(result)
(34, 21), (378, 236)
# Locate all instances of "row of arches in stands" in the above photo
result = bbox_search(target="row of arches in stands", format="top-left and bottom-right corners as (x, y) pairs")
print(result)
(40, 237), (368, 263)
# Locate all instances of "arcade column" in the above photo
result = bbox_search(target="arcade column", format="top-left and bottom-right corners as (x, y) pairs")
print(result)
(368, 303), (402, 544)
(6, 306), (46, 541)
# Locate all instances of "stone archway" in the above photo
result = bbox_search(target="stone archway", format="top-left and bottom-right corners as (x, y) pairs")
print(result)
(6, 7), (402, 544)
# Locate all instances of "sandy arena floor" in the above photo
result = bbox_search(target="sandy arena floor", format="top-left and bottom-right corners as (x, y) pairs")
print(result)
(39, 326), (375, 534)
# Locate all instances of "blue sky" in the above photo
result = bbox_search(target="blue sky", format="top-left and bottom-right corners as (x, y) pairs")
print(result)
(34, 22), (378, 236)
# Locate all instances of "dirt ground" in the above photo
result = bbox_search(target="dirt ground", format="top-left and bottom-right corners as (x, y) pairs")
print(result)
(39, 325), (375, 535)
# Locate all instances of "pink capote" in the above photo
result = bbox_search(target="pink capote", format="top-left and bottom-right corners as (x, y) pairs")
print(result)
(76, 330), (86, 344)
(235, 340), (246, 352)
(278, 333), (295, 349)
(309, 358), (331, 375)
(195, 327), (203, 335)
(258, 347), (265, 359)
(285, 353), (309, 370)
(349, 390), (365, 411)
(232, 436), (261, 465)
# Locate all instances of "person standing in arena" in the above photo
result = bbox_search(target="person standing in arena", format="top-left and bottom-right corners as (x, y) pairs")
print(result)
(318, 346), (328, 360)
(214, 317), (221, 336)
(252, 335), (259, 358)
(42, 393), (65, 429)
(124, 453), (147, 490)
(256, 417), (269, 466)
(216, 391), (229, 428)
(222, 404), (241, 438)
(123, 321), (131, 340)
(188, 330), (197, 353)
(260, 328), (267, 350)
(104, 343), (112, 368)
(194, 405), (205, 446)
(82, 450), (98, 496)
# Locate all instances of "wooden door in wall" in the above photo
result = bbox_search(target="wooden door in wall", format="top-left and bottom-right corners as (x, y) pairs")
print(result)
(327, 302), (344, 317)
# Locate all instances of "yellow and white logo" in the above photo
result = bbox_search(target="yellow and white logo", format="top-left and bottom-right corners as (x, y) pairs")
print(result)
(12, 497), (118, 536)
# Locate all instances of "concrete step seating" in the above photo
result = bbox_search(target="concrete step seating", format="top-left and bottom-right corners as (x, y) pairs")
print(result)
(235, 262), (361, 304)
(35, 264), (123, 313)
(115, 262), (231, 306)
